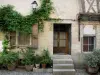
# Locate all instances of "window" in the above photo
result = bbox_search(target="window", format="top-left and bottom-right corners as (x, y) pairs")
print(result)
(10, 32), (38, 48)
(83, 36), (95, 52)
(9, 24), (38, 48)
(18, 33), (30, 46)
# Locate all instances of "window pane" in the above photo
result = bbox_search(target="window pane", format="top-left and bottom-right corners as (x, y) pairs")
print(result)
(10, 36), (16, 46)
(60, 32), (66, 39)
(89, 45), (94, 51)
(83, 45), (88, 52)
(83, 37), (88, 44)
(59, 40), (66, 47)
(18, 33), (30, 45)
(54, 40), (58, 47)
(89, 37), (94, 44)
(10, 32), (16, 46)
(54, 32), (58, 39)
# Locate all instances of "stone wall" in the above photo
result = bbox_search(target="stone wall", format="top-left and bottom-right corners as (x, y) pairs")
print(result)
(0, 0), (100, 69)
(96, 25), (100, 49)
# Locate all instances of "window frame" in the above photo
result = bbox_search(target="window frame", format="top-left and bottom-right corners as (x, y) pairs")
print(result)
(82, 35), (96, 52)
(10, 31), (32, 47)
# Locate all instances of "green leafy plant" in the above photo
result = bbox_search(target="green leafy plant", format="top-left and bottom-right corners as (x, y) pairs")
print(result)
(93, 49), (100, 65)
(34, 54), (41, 64)
(0, 0), (53, 33)
(0, 51), (19, 65)
(85, 53), (99, 67)
(40, 59), (50, 64)
(40, 49), (52, 64)
(2, 39), (9, 54)
(21, 47), (35, 65)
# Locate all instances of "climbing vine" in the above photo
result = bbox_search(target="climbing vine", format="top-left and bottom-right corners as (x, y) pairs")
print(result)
(0, 0), (53, 33)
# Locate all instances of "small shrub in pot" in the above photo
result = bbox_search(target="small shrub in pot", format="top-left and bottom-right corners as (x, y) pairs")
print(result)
(40, 49), (52, 68)
(21, 47), (35, 71)
(41, 59), (49, 68)
(93, 49), (100, 71)
(93, 49), (100, 65)
(1, 52), (19, 70)
(34, 55), (41, 68)
(85, 53), (99, 74)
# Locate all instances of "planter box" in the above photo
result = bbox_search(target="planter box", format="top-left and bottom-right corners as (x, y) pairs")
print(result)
(33, 68), (53, 73)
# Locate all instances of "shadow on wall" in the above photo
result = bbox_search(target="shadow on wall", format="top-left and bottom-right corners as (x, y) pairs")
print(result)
(72, 52), (91, 69)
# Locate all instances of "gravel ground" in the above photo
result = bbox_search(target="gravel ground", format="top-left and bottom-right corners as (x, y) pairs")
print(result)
(76, 69), (100, 75)
(0, 69), (99, 75)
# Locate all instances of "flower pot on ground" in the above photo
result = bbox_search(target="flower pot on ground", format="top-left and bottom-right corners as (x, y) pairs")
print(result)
(7, 63), (16, 71)
(41, 58), (53, 68)
(40, 49), (52, 69)
(25, 65), (33, 71)
(0, 52), (19, 70)
(40, 59), (48, 68)
(41, 64), (46, 68)
(21, 47), (35, 71)
(87, 66), (99, 74)
(85, 53), (99, 74)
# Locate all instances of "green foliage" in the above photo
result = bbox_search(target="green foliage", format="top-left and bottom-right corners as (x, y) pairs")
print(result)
(0, 51), (19, 65)
(93, 49), (100, 65)
(21, 47), (35, 65)
(40, 49), (52, 64)
(40, 59), (50, 64)
(2, 39), (9, 54)
(0, 0), (53, 33)
(34, 54), (41, 64)
(85, 53), (99, 67)
(0, 5), (23, 32)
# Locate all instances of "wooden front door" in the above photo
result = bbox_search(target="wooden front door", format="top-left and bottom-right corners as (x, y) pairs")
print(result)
(53, 31), (69, 54)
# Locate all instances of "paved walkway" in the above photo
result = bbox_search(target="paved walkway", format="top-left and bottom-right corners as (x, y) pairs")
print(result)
(76, 69), (100, 75)
(0, 69), (99, 75)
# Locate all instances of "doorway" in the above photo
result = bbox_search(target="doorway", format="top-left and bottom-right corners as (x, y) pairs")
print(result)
(53, 24), (71, 55)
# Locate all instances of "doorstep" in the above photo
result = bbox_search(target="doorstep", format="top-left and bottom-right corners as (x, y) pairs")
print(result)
(33, 68), (53, 73)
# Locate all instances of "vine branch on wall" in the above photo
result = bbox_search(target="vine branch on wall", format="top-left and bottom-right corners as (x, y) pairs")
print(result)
(0, 0), (53, 33)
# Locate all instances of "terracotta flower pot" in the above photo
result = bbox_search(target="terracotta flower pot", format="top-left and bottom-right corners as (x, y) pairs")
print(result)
(87, 66), (99, 74)
(7, 63), (16, 71)
(42, 64), (46, 68)
(25, 65), (33, 71)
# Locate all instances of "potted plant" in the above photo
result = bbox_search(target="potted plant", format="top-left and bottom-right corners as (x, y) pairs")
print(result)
(1, 52), (19, 70)
(85, 53), (99, 74)
(41, 59), (49, 68)
(21, 47), (35, 71)
(47, 59), (53, 68)
(34, 54), (41, 68)
(93, 49), (100, 71)
(40, 49), (52, 68)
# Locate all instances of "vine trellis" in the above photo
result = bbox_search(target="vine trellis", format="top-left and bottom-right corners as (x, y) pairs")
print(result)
(0, 0), (53, 33)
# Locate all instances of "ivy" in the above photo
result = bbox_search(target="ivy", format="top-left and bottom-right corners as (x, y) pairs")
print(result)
(0, 0), (53, 33)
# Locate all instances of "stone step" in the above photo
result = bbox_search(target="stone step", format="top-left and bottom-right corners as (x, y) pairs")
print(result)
(53, 69), (75, 75)
(53, 55), (72, 59)
(53, 59), (73, 64)
(53, 64), (74, 69)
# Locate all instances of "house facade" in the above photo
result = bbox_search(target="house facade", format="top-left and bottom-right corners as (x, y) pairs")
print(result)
(0, 0), (100, 68)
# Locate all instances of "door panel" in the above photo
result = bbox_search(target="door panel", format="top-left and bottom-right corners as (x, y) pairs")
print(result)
(53, 32), (69, 54)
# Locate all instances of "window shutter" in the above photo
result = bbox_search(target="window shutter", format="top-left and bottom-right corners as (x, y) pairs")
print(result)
(10, 32), (16, 46)
(32, 24), (38, 48)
